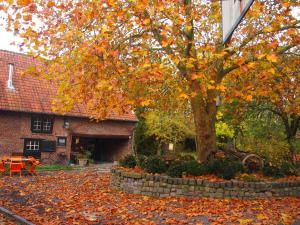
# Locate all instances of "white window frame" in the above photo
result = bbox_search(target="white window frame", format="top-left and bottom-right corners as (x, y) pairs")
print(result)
(25, 140), (40, 151)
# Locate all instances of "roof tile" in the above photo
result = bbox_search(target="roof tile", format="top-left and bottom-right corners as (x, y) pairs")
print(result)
(0, 50), (137, 122)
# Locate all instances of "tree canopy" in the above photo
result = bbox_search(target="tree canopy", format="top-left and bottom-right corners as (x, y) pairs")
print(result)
(1, 0), (299, 161)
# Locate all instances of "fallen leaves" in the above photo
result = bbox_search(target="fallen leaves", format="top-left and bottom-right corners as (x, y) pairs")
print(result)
(0, 170), (299, 224)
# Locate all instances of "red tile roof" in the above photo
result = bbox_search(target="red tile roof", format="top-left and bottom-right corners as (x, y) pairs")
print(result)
(0, 49), (137, 122)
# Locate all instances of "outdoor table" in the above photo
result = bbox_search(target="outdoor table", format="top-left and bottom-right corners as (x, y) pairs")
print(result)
(1, 157), (39, 175)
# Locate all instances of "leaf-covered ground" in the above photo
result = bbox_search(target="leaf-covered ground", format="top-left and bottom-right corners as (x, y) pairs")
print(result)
(0, 170), (299, 225)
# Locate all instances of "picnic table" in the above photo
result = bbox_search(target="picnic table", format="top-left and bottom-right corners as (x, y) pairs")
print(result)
(0, 156), (39, 177)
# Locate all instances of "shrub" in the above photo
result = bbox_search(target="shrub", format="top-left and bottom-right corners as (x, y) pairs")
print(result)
(137, 154), (147, 169)
(280, 161), (298, 176)
(218, 158), (244, 180)
(240, 174), (261, 182)
(205, 157), (244, 180)
(205, 158), (223, 174)
(263, 161), (298, 178)
(167, 160), (186, 178)
(263, 164), (283, 177)
(179, 154), (196, 162)
(119, 154), (136, 168)
(184, 160), (207, 176)
(144, 155), (168, 174)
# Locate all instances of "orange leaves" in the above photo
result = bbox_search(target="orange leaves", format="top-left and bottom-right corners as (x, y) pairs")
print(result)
(179, 93), (189, 99)
(142, 18), (151, 26)
(0, 171), (300, 224)
(266, 54), (278, 63)
(23, 14), (32, 21)
(244, 95), (253, 102)
(191, 73), (205, 81)
(47, 1), (55, 8)
(16, 0), (33, 7)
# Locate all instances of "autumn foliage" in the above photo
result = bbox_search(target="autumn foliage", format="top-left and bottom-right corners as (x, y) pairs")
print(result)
(0, 170), (299, 224)
(1, 0), (299, 161)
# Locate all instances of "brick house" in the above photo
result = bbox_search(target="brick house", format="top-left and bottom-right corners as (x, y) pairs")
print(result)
(0, 50), (137, 164)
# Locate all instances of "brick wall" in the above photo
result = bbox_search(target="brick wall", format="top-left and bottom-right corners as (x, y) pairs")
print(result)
(0, 111), (135, 163)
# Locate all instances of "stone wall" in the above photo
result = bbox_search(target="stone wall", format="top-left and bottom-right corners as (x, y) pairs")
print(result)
(110, 168), (300, 199)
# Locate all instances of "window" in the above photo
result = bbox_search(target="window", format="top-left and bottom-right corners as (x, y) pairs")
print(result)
(31, 115), (54, 133)
(25, 139), (40, 151)
(24, 139), (41, 158)
(57, 137), (67, 147)
(43, 118), (52, 131)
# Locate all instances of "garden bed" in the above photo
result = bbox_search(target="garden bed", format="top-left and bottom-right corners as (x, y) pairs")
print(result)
(110, 167), (300, 199)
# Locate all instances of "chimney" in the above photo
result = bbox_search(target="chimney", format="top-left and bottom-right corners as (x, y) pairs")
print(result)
(7, 63), (15, 90)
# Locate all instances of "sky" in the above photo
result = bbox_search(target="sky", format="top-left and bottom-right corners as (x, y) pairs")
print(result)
(0, 6), (299, 54)
(0, 25), (23, 52)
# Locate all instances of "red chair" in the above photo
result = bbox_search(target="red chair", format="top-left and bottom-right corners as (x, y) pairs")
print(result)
(11, 156), (26, 169)
(10, 162), (23, 177)
(28, 161), (39, 176)
(0, 162), (4, 173)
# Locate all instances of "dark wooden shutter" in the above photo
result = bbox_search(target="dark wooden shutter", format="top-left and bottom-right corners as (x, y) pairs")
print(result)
(41, 140), (56, 152)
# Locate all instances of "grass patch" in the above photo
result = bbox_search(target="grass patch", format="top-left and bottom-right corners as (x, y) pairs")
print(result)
(36, 164), (79, 171)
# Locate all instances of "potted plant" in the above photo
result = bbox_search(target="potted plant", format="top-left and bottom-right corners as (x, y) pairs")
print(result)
(76, 151), (92, 166)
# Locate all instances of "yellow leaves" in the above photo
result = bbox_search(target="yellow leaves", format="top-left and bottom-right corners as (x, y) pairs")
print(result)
(256, 214), (266, 220)
(142, 63), (151, 69)
(141, 99), (151, 106)
(179, 93), (189, 99)
(207, 83), (214, 90)
(142, 18), (150, 25)
(238, 218), (253, 224)
(266, 54), (278, 63)
(257, 54), (266, 60)
(268, 68), (276, 74)
(263, 27), (273, 32)
(247, 62), (256, 69)
(280, 213), (291, 225)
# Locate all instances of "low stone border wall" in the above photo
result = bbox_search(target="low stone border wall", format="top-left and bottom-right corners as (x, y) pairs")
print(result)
(110, 168), (300, 199)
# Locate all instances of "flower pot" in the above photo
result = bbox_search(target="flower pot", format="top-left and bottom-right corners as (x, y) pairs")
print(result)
(78, 158), (88, 166)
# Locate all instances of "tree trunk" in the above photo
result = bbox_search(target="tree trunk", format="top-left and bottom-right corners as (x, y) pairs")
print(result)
(282, 115), (299, 162)
(190, 80), (217, 162)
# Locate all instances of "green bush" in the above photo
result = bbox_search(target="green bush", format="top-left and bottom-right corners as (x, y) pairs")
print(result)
(144, 155), (168, 174)
(205, 157), (244, 180)
(263, 161), (298, 178)
(167, 160), (186, 178)
(119, 154), (136, 168)
(218, 158), (244, 180)
(137, 154), (147, 169)
(240, 175), (261, 182)
(262, 164), (283, 177)
(205, 158), (223, 174)
(280, 161), (298, 176)
(179, 154), (196, 162)
(184, 160), (207, 176)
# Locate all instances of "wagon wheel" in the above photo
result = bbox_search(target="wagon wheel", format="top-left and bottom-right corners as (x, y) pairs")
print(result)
(242, 154), (264, 173)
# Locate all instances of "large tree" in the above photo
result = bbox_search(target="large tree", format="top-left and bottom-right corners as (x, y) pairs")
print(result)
(2, 0), (299, 162)
(225, 54), (300, 159)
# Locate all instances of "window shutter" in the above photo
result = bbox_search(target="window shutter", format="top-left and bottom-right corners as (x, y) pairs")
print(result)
(41, 140), (56, 152)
